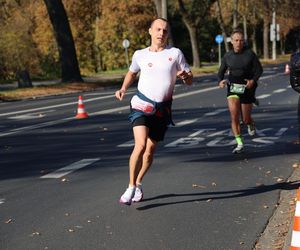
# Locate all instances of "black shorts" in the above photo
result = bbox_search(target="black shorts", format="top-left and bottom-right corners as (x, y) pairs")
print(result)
(132, 115), (168, 142)
(226, 83), (257, 104)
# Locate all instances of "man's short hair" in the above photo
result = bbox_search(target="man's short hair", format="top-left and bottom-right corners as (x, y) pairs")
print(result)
(150, 17), (168, 28)
(231, 29), (244, 38)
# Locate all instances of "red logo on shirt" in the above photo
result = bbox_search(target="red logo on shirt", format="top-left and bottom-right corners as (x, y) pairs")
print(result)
(168, 57), (173, 61)
(148, 63), (153, 67)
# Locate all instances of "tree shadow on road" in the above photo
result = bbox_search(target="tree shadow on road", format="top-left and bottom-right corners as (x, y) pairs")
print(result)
(136, 180), (300, 211)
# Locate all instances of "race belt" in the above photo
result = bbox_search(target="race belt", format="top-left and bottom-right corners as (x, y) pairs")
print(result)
(230, 83), (246, 94)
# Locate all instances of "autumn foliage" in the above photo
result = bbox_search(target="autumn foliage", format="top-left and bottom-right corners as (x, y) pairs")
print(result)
(0, 0), (300, 82)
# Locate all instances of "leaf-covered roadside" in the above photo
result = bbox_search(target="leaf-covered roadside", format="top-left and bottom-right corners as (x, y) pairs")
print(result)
(0, 81), (121, 101)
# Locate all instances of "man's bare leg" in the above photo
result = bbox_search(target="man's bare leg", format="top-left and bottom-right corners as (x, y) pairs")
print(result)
(228, 97), (244, 153)
(129, 126), (149, 187)
(228, 97), (241, 136)
(241, 103), (253, 125)
(136, 137), (157, 185)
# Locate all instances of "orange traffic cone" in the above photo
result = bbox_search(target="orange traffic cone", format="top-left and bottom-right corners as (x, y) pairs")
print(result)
(290, 187), (300, 250)
(285, 64), (290, 74)
(76, 95), (88, 119)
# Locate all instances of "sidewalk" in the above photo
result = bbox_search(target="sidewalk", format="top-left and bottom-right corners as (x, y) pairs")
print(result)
(0, 74), (125, 91)
(255, 163), (300, 249)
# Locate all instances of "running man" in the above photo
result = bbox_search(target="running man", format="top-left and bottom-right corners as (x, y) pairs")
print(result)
(115, 18), (193, 205)
(218, 29), (263, 153)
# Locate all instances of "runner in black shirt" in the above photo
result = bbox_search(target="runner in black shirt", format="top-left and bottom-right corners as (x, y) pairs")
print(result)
(218, 29), (263, 153)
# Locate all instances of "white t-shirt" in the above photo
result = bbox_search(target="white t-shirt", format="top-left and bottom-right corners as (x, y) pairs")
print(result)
(129, 46), (190, 102)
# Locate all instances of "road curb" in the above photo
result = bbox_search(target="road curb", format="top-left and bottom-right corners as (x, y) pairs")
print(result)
(254, 163), (300, 249)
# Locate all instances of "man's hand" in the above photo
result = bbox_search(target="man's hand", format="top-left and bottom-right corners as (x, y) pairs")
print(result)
(177, 70), (189, 80)
(115, 89), (126, 101)
(219, 79), (228, 88)
(245, 79), (254, 89)
(177, 70), (193, 85)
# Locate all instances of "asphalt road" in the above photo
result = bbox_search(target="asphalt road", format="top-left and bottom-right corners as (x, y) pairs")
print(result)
(0, 64), (300, 250)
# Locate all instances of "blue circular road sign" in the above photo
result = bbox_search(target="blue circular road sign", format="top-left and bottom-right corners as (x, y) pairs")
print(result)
(215, 35), (224, 44)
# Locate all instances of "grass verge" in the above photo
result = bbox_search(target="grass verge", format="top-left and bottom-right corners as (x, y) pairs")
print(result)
(0, 54), (290, 102)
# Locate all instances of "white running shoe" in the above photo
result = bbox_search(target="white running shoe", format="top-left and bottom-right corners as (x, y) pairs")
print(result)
(119, 186), (135, 205)
(232, 144), (244, 154)
(132, 185), (143, 202)
(247, 123), (256, 136)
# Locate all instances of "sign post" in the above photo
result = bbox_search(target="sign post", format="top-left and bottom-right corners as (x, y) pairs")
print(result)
(215, 35), (224, 66)
(122, 39), (130, 68)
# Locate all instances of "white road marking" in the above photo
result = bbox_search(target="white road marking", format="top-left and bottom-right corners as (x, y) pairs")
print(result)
(41, 158), (100, 179)
(275, 128), (288, 136)
(173, 86), (219, 99)
(0, 94), (115, 118)
(118, 140), (134, 147)
(0, 117), (74, 137)
(176, 119), (199, 127)
(9, 110), (55, 120)
(0, 105), (130, 137)
(0, 198), (5, 205)
(0, 73), (290, 138)
(259, 72), (284, 80)
(164, 127), (288, 149)
(204, 108), (227, 116)
(273, 89), (286, 93)
(256, 94), (271, 99)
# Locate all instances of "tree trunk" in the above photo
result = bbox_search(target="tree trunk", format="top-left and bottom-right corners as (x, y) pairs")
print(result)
(233, 0), (239, 29)
(298, 95), (300, 139)
(183, 19), (200, 67)
(153, 0), (162, 17)
(280, 34), (285, 55)
(161, 0), (167, 19)
(263, 15), (269, 60)
(43, 0), (83, 83)
(177, 0), (200, 67)
(215, 0), (229, 52)
(243, 15), (247, 41)
(251, 28), (257, 54)
(16, 70), (32, 88)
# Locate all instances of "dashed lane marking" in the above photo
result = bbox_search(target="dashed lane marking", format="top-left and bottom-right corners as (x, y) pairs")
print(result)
(0, 74), (290, 138)
(176, 119), (199, 127)
(9, 110), (56, 120)
(118, 140), (134, 148)
(0, 94), (116, 118)
(204, 108), (227, 116)
(257, 94), (271, 99)
(273, 89), (287, 93)
(40, 158), (100, 179)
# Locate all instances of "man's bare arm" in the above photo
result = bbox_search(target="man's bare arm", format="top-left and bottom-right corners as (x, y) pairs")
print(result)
(115, 71), (138, 101)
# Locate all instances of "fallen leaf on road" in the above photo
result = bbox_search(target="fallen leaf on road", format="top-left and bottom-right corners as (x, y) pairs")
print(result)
(192, 184), (206, 188)
(211, 182), (217, 186)
(293, 140), (300, 145)
(61, 178), (68, 182)
(206, 199), (213, 202)
(289, 200), (295, 205)
(5, 219), (12, 224)
(263, 205), (269, 209)
(292, 163), (300, 168)
(68, 229), (75, 233)
(31, 231), (41, 236)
